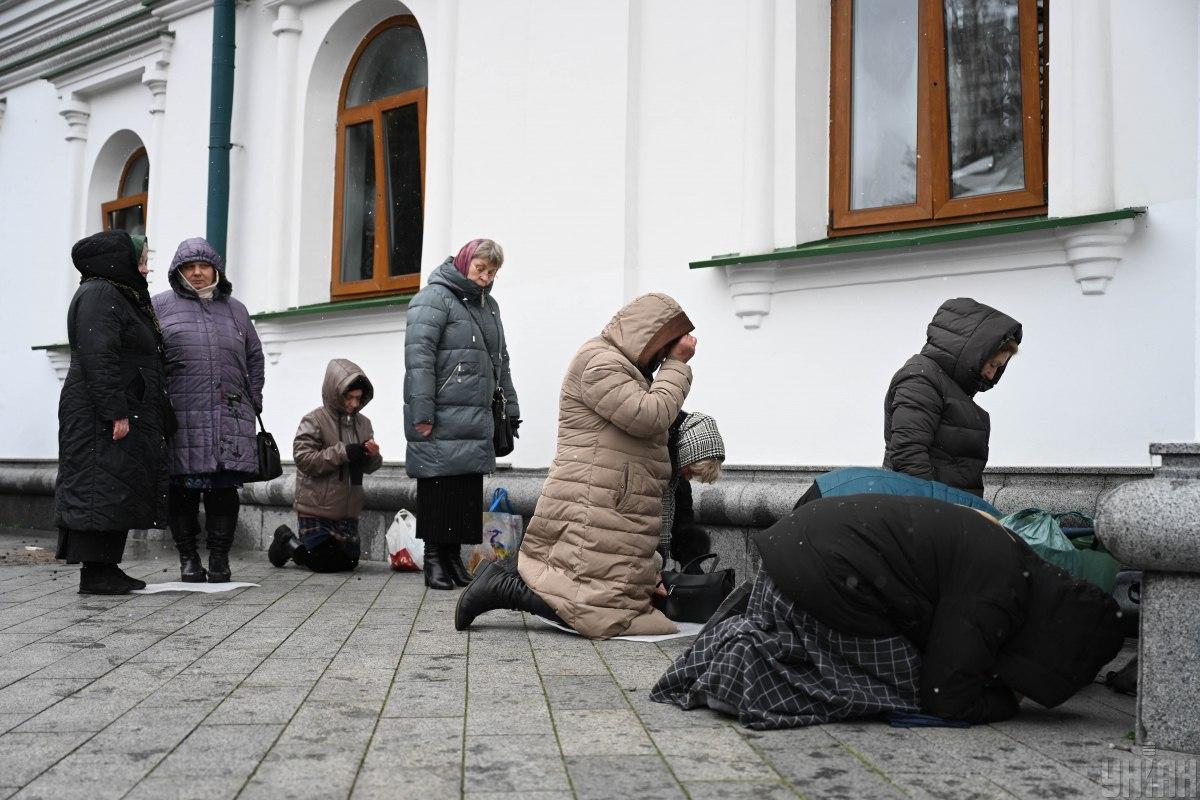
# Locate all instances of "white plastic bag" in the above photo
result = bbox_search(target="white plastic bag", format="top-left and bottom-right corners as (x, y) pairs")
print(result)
(386, 508), (423, 571)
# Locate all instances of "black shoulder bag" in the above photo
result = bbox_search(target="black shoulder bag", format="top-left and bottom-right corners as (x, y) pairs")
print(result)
(451, 291), (515, 457)
(652, 554), (736, 624)
(238, 374), (282, 483)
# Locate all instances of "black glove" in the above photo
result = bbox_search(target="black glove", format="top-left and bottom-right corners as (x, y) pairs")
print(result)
(511, 418), (522, 438)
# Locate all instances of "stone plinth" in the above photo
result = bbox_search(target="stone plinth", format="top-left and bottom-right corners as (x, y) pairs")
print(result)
(1098, 443), (1200, 754)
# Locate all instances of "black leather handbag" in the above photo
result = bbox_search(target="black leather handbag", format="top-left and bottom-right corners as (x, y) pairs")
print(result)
(492, 387), (515, 457)
(652, 554), (736, 624)
(252, 411), (283, 483)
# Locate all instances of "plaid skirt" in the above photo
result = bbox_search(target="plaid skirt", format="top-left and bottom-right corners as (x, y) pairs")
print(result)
(650, 569), (921, 730)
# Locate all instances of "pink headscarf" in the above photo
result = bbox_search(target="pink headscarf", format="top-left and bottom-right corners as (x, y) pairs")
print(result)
(452, 239), (485, 276)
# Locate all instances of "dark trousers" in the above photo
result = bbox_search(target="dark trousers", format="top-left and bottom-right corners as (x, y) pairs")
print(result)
(294, 540), (358, 573)
(56, 529), (128, 564)
(169, 485), (240, 520)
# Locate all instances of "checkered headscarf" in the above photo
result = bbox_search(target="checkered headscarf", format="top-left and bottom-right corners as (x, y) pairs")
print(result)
(677, 412), (725, 469)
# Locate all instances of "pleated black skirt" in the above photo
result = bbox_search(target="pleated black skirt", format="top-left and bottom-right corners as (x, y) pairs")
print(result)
(416, 474), (483, 544)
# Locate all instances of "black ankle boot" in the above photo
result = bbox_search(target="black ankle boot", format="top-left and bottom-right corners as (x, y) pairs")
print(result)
(424, 546), (455, 590)
(78, 563), (133, 595)
(439, 544), (472, 587)
(205, 516), (237, 583)
(110, 565), (146, 591)
(268, 525), (302, 568)
(454, 560), (559, 631)
(169, 516), (207, 583)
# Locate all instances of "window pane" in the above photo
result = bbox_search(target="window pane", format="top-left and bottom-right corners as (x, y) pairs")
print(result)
(944, 0), (1026, 198)
(108, 205), (145, 236)
(384, 103), (423, 277)
(850, 0), (919, 210)
(340, 121), (376, 284)
(121, 152), (149, 197)
(345, 25), (428, 108)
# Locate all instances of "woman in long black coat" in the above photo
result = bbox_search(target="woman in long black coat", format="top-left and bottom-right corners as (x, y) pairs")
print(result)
(55, 231), (171, 594)
(653, 495), (1125, 729)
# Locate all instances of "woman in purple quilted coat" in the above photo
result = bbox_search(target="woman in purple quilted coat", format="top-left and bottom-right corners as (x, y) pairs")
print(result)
(152, 238), (264, 583)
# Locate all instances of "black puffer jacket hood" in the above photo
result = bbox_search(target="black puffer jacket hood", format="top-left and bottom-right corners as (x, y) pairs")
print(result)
(921, 298), (1021, 395)
(71, 230), (147, 292)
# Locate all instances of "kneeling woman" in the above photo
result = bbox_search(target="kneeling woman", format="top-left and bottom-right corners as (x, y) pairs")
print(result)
(652, 495), (1124, 729)
(456, 293), (696, 638)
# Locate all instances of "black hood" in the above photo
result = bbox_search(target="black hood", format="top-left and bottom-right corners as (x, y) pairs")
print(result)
(71, 230), (146, 292)
(921, 298), (1021, 395)
(994, 556), (1126, 708)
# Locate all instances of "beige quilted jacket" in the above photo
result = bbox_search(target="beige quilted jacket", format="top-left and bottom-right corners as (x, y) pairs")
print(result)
(519, 294), (693, 638)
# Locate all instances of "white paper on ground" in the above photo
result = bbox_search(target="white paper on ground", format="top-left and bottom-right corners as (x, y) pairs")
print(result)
(531, 615), (702, 642)
(132, 581), (259, 594)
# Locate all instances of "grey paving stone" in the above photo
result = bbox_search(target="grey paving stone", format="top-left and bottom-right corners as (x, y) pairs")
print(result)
(565, 754), (686, 800)
(123, 772), (247, 800)
(242, 657), (330, 687)
(823, 722), (973, 774)
(145, 722), (283, 779)
(137, 673), (244, 710)
(762, 738), (907, 799)
(206, 684), (310, 725)
(542, 674), (629, 710)
(0, 678), (90, 715)
(462, 734), (569, 794)
(652, 726), (778, 782)
(683, 782), (798, 800)
(76, 705), (209, 758)
(0, 730), (92, 785)
(382, 653), (466, 718)
(13, 750), (164, 800)
(554, 709), (657, 757)
(352, 717), (463, 799)
(887, 771), (1013, 800)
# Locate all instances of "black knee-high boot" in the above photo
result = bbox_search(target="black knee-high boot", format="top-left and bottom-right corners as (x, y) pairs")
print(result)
(205, 516), (237, 583)
(169, 516), (208, 582)
(454, 560), (560, 631)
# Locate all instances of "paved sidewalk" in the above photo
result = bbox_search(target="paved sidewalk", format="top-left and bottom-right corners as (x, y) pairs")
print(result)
(0, 529), (1183, 800)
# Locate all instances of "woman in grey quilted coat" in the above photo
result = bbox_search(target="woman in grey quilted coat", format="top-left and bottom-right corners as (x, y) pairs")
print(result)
(152, 238), (264, 583)
(404, 239), (519, 590)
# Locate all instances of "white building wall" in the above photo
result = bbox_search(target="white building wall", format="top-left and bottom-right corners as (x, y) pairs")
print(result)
(0, 0), (1196, 471)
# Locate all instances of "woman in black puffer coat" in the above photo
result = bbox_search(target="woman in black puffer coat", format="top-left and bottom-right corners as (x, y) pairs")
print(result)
(55, 231), (171, 594)
(653, 496), (1125, 728)
(883, 297), (1021, 496)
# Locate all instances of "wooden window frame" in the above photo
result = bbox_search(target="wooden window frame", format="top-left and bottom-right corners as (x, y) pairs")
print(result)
(330, 15), (427, 301)
(101, 146), (148, 232)
(829, 0), (1046, 236)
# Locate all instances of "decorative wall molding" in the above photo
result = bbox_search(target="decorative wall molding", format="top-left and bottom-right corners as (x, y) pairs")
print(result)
(40, 347), (71, 382)
(148, 0), (215, 25)
(253, 307), (407, 365)
(51, 32), (174, 99)
(57, 95), (88, 142)
(0, 2), (166, 94)
(722, 218), (1140, 329)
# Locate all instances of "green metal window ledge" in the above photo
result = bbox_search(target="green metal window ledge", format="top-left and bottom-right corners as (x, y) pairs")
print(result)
(32, 294), (414, 354)
(250, 293), (413, 322)
(689, 208), (1146, 270)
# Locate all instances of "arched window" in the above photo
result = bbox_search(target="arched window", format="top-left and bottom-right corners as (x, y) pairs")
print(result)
(332, 16), (428, 299)
(102, 147), (148, 235)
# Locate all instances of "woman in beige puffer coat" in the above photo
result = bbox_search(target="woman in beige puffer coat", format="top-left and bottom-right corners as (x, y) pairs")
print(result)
(456, 293), (695, 639)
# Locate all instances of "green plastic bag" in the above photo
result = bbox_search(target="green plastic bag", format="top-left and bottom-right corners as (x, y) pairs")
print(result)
(998, 508), (1119, 592)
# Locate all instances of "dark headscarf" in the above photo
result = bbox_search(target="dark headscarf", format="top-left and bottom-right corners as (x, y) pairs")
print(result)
(71, 230), (163, 348)
(452, 239), (485, 276)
